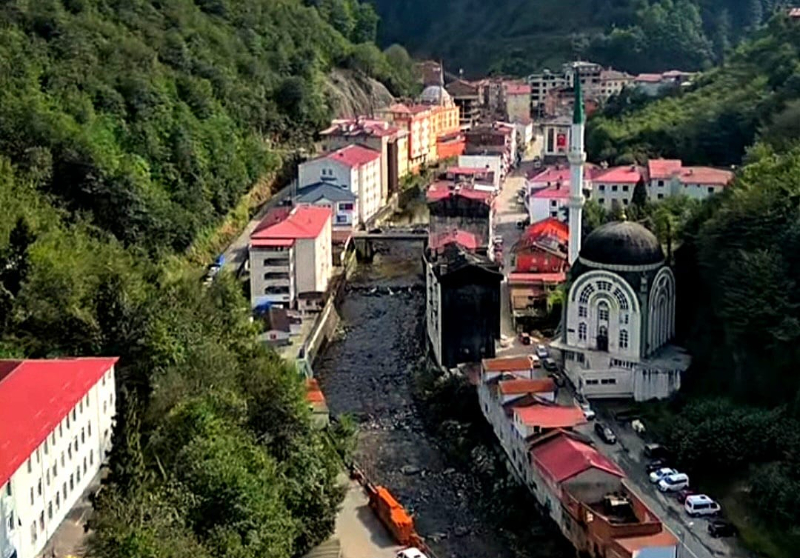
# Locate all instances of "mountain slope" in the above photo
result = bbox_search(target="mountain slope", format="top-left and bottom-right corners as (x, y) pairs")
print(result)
(370, 0), (788, 76)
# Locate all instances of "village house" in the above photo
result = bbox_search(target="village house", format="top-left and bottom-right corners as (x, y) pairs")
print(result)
(259, 306), (302, 346)
(427, 183), (494, 247)
(0, 358), (118, 558)
(598, 69), (634, 98)
(319, 118), (409, 202)
(528, 69), (568, 110)
(646, 159), (733, 201)
(249, 205), (332, 311)
(298, 144), (382, 224)
(504, 82), (532, 123)
(443, 167), (496, 192)
(295, 182), (358, 230)
(376, 103), (432, 171)
(459, 154), (504, 188)
(592, 165), (644, 210)
(425, 241), (503, 368)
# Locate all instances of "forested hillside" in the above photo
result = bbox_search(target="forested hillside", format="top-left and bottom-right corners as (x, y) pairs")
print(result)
(370, 0), (788, 75)
(582, 14), (800, 556)
(0, 1), (405, 557)
(586, 13), (800, 165)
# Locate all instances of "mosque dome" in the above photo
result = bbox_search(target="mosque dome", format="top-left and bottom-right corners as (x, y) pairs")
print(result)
(580, 221), (664, 268)
(420, 85), (453, 106)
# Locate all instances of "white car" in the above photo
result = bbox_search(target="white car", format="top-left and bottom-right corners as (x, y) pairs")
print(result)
(535, 345), (549, 359)
(580, 402), (596, 420)
(397, 548), (428, 558)
(658, 472), (689, 492)
(685, 494), (721, 517)
(492, 235), (504, 246)
(649, 467), (678, 483)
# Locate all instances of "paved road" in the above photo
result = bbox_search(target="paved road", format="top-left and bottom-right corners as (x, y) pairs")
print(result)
(575, 409), (748, 558)
(335, 477), (402, 558)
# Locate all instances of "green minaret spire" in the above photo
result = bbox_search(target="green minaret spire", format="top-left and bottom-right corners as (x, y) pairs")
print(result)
(573, 69), (584, 125)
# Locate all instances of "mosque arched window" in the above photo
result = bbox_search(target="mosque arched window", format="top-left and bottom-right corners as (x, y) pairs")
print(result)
(579, 284), (595, 304)
(620, 329), (629, 349)
(579, 322), (587, 341)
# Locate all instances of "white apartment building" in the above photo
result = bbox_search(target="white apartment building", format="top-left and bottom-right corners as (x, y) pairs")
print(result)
(298, 145), (382, 224)
(0, 358), (117, 558)
(592, 165), (644, 210)
(646, 159), (733, 202)
(249, 205), (332, 311)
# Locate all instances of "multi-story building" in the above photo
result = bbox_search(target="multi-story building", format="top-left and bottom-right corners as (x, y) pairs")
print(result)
(526, 165), (599, 222)
(528, 69), (569, 109)
(295, 182), (358, 230)
(564, 61), (604, 92)
(418, 87), (462, 163)
(646, 159), (733, 201)
(424, 241), (503, 368)
(504, 82), (532, 123)
(592, 165), (644, 210)
(445, 79), (484, 129)
(427, 184), (494, 247)
(319, 118), (409, 202)
(298, 145), (382, 224)
(249, 205), (332, 311)
(0, 357), (117, 558)
(598, 69), (634, 98)
(376, 103), (432, 171)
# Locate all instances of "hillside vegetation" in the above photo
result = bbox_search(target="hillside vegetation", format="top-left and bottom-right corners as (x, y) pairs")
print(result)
(371, 0), (789, 76)
(581, 14), (800, 556)
(0, 1), (407, 557)
(587, 13), (800, 165)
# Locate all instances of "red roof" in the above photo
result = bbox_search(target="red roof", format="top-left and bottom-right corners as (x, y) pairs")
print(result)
(429, 230), (480, 251)
(647, 159), (683, 180)
(0, 358), (119, 486)
(447, 167), (487, 175)
(251, 238), (295, 248)
(679, 167), (733, 185)
(531, 434), (624, 484)
(523, 218), (569, 243)
(498, 378), (556, 395)
(515, 405), (587, 429)
(595, 165), (643, 184)
(323, 144), (381, 168)
(427, 183), (493, 203)
(531, 185), (570, 199)
(636, 73), (663, 83)
(321, 118), (403, 139)
(483, 356), (536, 372)
(528, 166), (571, 185)
(615, 530), (679, 552)
(505, 83), (532, 95)
(252, 205), (331, 241)
(508, 272), (567, 284)
(305, 379), (326, 404)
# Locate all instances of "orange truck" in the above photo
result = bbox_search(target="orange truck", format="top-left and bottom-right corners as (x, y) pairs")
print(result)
(367, 485), (422, 547)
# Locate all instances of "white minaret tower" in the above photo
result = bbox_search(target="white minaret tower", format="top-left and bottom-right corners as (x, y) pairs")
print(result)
(567, 69), (585, 266)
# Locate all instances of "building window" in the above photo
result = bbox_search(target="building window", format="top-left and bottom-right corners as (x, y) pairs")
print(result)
(601, 378), (617, 385)
(612, 185), (618, 192)
(598, 280), (612, 291)
(39, 512), (44, 531)
(598, 184), (605, 191)
(70, 475), (74, 491)
(103, 401), (107, 414)
(61, 452), (65, 467)
(598, 198), (605, 205)
(620, 329), (629, 349)
(578, 305), (587, 318)
(74, 438), (79, 452)
(657, 193), (664, 199)
(623, 199), (629, 205)
(550, 200), (557, 207)
(89, 450), (94, 466)
(586, 379), (599, 385)
(658, 180), (664, 187)
(623, 185), (629, 192)
(63, 483), (67, 500)
(48, 502), (52, 520)
(51, 433), (55, 445)
(83, 458), (87, 475)
(81, 428), (85, 444)
(66, 415), (70, 428)
(36, 449), (40, 463)
(59, 424), (63, 438)
(708, 187), (714, 194)
(77, 467), (81, 483)
(88, 422), (92, 437)
(68, 446), (72, 460)
(27, 458), (32, 473)
(46, 470), (50, 486)
(598, 302), (610, 321)
(31, 522), (37, 544)
(85, 395), (89, 407)
(613, 288), (629, 310)
(55, 492), (60, 509)
(30, 487), (34, 505)
(72, 409), (77, 421)
(579, 284), (595, 304)
(53, 464), (57, 478)
(37, 479), (42, 496)
(620, 313), (629, 325)
(579, 322), (587, 341)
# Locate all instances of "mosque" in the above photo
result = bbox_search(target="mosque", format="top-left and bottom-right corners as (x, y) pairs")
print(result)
(552, 77), (691, 401)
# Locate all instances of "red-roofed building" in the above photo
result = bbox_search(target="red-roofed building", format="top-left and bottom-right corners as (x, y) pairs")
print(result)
(504, 81), (532, 123)
(514, 404), (587, 435)
(0, 358), (118, 558)
(299, 145), (382, 224)
(593, 165), (644, 210)
(376, 103), (432, 171)
(429, 230), (480, 252)
(646, 158), (734, 201)
(526, 164), (600, 223)
(482, 356), (539, 381)
(427, 183), (494, 247)
(497, 378), (557, 403)
(320, 118), (410, 200)
(249, 205), (332, 311)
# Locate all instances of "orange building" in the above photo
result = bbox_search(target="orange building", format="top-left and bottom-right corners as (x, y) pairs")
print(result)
(419, 84), (463, 163)
(377, 103), (432, 172)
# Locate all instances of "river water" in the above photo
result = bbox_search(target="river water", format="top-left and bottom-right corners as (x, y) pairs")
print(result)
(314, 241), (569, 558)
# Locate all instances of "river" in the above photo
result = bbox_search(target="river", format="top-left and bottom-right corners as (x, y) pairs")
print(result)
(314, 241), (570, 558)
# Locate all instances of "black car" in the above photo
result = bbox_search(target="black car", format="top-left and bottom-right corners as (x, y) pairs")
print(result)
(543, 358), (558, 372)
(645, 459), (669, 473)
(594, 422), (617, 444)
(643, 443), (670, 460)
(548, 372), (565, 387)
(708, 519), (738, 538)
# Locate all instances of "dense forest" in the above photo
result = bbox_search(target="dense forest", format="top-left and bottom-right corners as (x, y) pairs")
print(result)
(370, 0), (790, 76)
(0, 0), (407, 557)
(584, 14), (800, 556)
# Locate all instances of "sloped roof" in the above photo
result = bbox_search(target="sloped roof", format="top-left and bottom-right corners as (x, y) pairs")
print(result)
(679, 167), (733, 185)
(429, 230), (480, 251)
(482, 356), (536, 372)
(498, 378), (556, 395)
(0, 358), (119, 487)
(252, 205), (331, 241)
(515, 405), (587, 430)
(647, 159), (683, 180)
(522, 218), (569, 244)
(427, 183), (494, 203)
(531, 433), (624, 484)
(595, 165), (643, 184)
(296, 182), (356, 204)
(323, 144), (381, 168)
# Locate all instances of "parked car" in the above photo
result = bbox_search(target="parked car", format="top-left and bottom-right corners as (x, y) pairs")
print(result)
(543, 357), (558, 372)
(535, 345), (549, 359)
(493, 235), (504, 246)
(658, 472), (689, 492)
(594, 422), (617, 444)
(643, 443), (670, 460)
(580, 402), (596, 421)
(645, 459), (669, 473)
(649, 467), (678, 483)
(684, 494), (721, 517)
(397, 548), (428, 558)
(369, 227), (383, 234)
(675, 488), (696, 503)
(708, 519), (738, 538)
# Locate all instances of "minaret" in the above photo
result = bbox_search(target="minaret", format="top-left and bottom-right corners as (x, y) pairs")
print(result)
(567, 69), (585, 266)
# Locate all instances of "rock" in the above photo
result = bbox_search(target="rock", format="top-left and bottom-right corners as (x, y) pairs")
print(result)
(401, 465), (421, 475)
(443, 468), (456, 475)
(454, 526), (470, 537)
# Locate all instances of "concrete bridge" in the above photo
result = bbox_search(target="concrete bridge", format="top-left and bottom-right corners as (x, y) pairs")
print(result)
(350, 229), (428, 262)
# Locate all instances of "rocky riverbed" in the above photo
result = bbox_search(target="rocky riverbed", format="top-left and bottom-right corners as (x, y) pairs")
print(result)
(314, 242), (570, 558)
